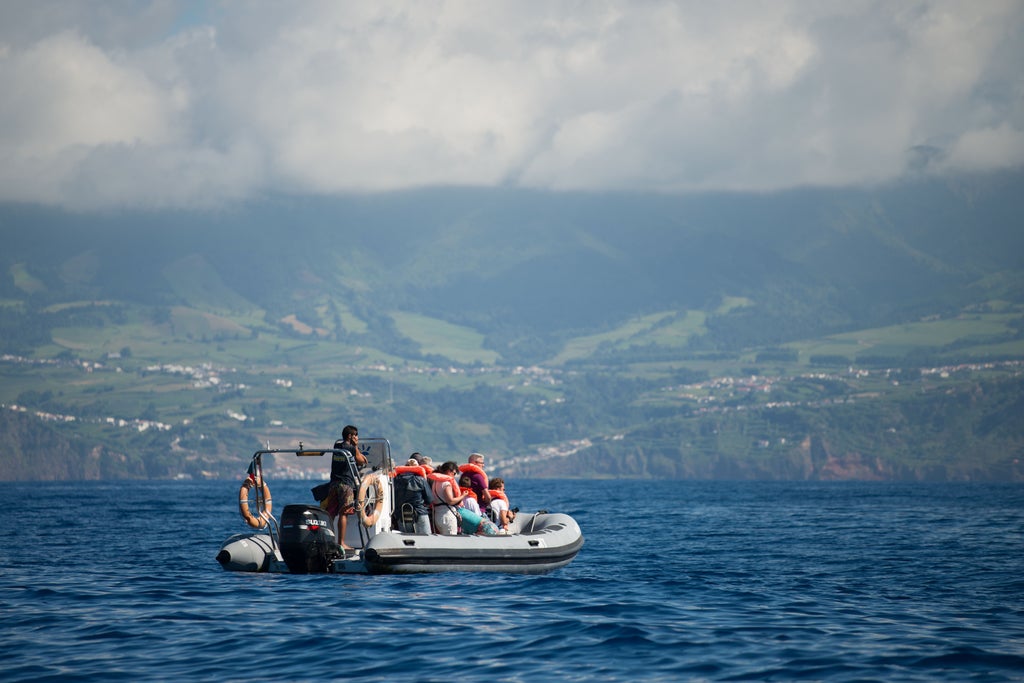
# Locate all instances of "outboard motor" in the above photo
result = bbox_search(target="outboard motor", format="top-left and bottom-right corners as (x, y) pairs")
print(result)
(279, 504), (340, 573)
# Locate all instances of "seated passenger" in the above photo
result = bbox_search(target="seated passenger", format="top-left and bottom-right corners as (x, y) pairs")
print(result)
(456, 506), (499, 535)
(413, 453), (434, 474)
(488, 477), (516, 531)
(458, 474), (481, 515)
(393, 458), (431, 534)
(428, 461), (467, 535)
(459, 452), (491, 509)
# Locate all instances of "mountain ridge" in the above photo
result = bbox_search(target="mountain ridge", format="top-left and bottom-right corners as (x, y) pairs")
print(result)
(4, 171), (1022, 357)
(2, 170), (1023, 481)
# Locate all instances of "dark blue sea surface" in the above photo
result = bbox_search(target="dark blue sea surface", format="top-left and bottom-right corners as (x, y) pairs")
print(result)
(1, 479), (1022, 682)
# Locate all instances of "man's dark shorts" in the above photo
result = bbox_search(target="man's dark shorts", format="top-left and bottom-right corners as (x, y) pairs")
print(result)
(325, 482), (355, 517)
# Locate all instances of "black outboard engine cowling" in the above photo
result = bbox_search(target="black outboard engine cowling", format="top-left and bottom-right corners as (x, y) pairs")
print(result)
(279, 504), (340, 573)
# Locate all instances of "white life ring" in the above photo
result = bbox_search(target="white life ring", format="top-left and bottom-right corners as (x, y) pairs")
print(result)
(357, 475), (385, 527)
(239, 478), (272, 529)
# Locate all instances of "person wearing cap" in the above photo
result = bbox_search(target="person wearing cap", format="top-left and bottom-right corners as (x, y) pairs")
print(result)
(394, 455), (431, 534)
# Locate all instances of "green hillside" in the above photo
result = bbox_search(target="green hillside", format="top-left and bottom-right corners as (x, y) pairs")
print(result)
(1, 173), (1023, 481)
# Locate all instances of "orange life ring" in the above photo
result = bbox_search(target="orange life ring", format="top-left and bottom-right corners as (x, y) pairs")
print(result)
(239, 478), (272, 529)
(358, 475), (385, 527)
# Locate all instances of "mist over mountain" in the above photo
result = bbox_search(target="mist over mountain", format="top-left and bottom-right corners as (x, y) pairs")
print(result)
(3, 171), (1022, 363)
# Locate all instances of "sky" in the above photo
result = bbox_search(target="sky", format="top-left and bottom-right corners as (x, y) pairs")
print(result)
(0, 0), (1022, 210)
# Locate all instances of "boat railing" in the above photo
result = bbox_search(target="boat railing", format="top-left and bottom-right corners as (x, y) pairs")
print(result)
(244, 439), (395, 554)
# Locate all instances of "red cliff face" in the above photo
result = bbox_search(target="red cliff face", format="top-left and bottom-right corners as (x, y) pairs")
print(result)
(799, 435), (891, 481)
(815, 452), (893, 481)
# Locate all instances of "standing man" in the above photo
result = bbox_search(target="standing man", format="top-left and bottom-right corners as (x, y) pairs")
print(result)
(328, 424), (367, 550)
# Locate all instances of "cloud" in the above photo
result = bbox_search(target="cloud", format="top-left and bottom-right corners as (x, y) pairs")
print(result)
(0, 0), (1021, 209)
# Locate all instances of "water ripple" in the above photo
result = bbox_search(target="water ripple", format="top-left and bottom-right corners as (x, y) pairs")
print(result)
(1, 480), (1023, 682)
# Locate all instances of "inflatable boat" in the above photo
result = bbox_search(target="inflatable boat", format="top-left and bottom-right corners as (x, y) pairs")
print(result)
(216, 439), (584, 575)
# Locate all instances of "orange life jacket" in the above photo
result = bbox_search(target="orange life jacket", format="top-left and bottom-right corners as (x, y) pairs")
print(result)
(458, 463), (488, 489)
(392, 465), (426, 478)
(427, 472), (461, 505)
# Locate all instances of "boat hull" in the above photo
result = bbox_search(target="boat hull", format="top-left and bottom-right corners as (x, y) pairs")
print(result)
(217, 512), (583, 575)
(216, 532), (277, 572)
(361, 512), (584, 574)
(217, 447), (583, 575)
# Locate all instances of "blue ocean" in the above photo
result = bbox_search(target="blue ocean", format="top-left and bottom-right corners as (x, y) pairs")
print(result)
(1, 479), (1022, 682)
